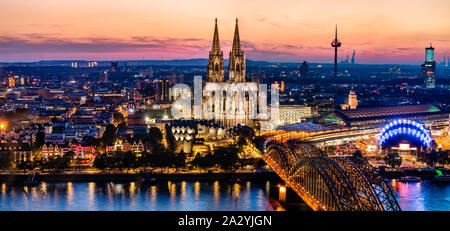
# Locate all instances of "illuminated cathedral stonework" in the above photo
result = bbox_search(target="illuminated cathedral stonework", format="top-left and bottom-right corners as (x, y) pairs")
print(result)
(204, 18), (258, 128)
(206, 18), (225, 83)
(228, 19), (246, 83)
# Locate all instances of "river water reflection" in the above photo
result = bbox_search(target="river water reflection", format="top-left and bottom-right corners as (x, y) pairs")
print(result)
(389, 180), (450, 211)
(0, 181), (273, 211)
(0, 180), (449, 211)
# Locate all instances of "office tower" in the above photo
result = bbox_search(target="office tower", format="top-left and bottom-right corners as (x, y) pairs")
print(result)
(156, 79), (170, 101)
(330, 25), (341, 78)
(300, 61), (309, 77)
(99, 71), (108, 83)
(351, 50), (355, 65)
(206, 18), (225, 82)
(421, 43), (436, 89)
(228, 18), (246, 83)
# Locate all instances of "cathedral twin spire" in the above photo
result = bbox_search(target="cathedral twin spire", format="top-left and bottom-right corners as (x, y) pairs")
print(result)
(207, 18), (245, 83)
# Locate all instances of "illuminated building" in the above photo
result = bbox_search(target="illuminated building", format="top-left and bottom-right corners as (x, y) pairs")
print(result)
(341, 89), (358, 110)
(167, 120), (226, 153)
(206, 18), (225, 83)
(267, 105), (448, 148)
(8, 74), (15, 87)
(421, 44), (436, 88)
(378, 119), (433, 149)
(99, 71), (108, 83)
(204, 18), (258, 128)
(228, 18), (246, 83)
(156, 79), (170, 101)
(278, 105), (313, 125)
(319, 104), (448, 127)
(0, 143), (32, 162)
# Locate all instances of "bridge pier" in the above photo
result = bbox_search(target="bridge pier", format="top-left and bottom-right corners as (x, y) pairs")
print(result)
(269, 184), (313, 211)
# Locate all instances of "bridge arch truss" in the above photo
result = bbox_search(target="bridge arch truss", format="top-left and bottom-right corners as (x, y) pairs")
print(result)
(263, 140), (400, 211)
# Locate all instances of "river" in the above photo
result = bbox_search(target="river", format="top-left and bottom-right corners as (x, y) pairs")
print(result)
(0, 180), (448, 211)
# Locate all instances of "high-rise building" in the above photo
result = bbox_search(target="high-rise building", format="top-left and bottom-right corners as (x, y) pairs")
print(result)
(331, 25), (342, 78)
(156, 79), (170, 101)
(351, 50), (355, 65)
(421, 44), (436, 89)
(425, 44), (434, 62)
(8, 73), (15, 87)
(99, 71), (108, 83)
(206, 18), (225, 82)
(228, 18), (246, 83)
(300, 61), (309, 77)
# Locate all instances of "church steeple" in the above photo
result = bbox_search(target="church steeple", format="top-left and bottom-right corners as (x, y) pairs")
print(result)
(207, 18), (225, 82)
(212, 18), (221, 53)
(228, 18), (246, 83)
(231, 18), (241, 54)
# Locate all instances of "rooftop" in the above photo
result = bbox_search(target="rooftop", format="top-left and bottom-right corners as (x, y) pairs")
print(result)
(276, 123), (342, 133)
(337, 104), (441, 120)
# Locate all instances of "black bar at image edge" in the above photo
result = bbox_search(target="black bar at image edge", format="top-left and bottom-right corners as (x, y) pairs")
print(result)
(0, 211), (448, 230)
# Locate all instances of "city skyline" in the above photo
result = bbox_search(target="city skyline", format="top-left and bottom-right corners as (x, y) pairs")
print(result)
(0, 0), (450, 64)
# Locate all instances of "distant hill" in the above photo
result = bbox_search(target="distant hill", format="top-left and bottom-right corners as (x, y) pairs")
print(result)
(0, 58), (275, 67)
(0, 58), (421, 67)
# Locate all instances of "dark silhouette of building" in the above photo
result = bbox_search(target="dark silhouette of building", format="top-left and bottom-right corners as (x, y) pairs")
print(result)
(99, 71), (108, 83)
(110, 62), (118, 72)
(300, 61), (309, 77)
(351, 50), (355, 65)
(331, 25), (342, 78)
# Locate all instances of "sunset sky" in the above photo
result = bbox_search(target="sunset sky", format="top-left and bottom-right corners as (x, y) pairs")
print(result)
(0, 0), (449, 64)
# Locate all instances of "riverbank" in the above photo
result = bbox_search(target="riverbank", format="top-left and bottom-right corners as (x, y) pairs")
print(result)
(0, 171), (280, 184)
(380, 168), (449, 180)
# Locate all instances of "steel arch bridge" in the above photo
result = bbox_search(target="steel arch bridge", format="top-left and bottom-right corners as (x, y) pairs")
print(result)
(263, 139), (401, 211)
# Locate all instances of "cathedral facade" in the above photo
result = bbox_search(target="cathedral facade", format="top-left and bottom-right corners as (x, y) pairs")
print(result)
(204, 19), (258, 128)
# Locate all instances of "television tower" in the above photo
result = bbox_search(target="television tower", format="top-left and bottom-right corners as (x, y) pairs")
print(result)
(331, 25), (341, 78)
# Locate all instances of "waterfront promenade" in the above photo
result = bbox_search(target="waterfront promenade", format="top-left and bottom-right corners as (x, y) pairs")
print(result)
(0, 170), (280, 183)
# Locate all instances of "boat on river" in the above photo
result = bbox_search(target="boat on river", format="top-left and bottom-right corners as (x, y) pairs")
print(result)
(399, 176), (421, 182)
(434, 175), (450, 182)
